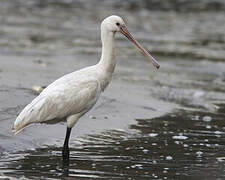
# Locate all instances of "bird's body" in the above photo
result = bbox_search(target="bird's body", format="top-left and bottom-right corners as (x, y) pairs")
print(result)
(13, 17), (117, 134)
(14, 65), (101, 133)
(13, 15), (160, 161)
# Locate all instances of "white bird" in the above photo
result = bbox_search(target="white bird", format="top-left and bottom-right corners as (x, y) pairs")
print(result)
(12, 15), (160, 161)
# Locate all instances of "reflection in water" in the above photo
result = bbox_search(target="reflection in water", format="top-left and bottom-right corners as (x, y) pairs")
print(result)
(1, 105), (225, 179)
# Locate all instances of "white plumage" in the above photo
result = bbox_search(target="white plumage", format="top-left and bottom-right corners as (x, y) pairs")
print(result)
(12, 15), (159, 160)
(13, 66), (101, 133)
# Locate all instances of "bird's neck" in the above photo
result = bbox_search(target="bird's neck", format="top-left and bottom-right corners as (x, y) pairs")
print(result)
(97, 29), (116, 91)
(98, 29), (116, 72)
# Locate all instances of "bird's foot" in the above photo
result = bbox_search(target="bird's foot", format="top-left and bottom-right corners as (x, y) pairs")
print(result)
(62, 127), (71, 170)
(62, 147), (70, 176)
(62, 147), (70, 160)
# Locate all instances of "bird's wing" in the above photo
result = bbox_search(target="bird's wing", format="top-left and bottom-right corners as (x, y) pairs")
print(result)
(13, 77), (100, 134)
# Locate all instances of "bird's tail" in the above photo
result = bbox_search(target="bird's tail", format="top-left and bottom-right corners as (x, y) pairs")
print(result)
(12, 118), (29, 135)
(12, 125), (25, 135)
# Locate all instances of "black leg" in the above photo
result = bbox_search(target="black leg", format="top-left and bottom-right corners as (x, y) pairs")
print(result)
(62, 127), (72, 163)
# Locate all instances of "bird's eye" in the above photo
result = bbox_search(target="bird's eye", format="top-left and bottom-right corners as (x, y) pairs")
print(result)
(116, 22), (120, 26)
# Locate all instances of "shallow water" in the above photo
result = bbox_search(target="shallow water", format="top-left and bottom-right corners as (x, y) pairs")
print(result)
(0, 0), (225, 179)
(1, 105), (225, 179)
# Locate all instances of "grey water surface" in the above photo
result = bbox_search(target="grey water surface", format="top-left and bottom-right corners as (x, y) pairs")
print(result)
(0, 0), (225, 179)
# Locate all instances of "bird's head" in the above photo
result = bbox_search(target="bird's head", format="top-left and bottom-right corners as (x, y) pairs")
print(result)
(101, 15), (160, 69)
(101, 15), (125, 32)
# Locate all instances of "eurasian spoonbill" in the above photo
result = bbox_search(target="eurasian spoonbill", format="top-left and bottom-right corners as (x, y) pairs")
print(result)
(12, 15), (160, 161)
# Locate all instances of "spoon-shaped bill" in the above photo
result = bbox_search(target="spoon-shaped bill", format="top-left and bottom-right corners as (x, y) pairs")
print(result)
(120, 26), (160, 69)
